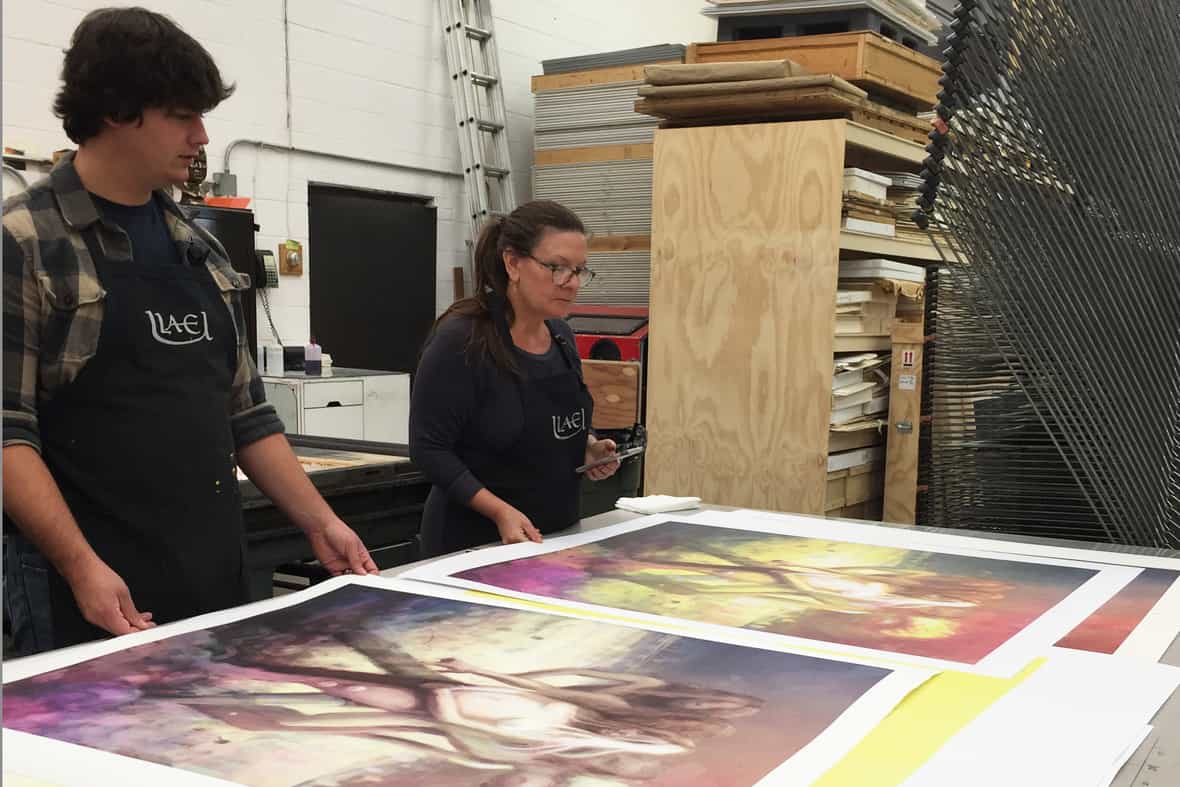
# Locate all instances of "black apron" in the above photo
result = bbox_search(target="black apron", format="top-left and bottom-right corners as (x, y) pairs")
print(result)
(421, 323), (594, 557)
(36, 227), (247, 649)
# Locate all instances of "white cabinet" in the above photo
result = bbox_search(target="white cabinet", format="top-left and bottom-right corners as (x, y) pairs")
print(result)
(262, 368), (410, 444)
(304, 404), (365, 440)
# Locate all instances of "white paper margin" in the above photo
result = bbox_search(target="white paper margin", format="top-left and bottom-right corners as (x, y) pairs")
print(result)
(3, 574), (933, 787)
(901, 647), (1180, 787)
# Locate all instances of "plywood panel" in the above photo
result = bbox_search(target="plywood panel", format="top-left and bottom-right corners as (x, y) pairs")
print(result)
(587, 234), (651, 252)
(452, 266), (465, 300)
(534, 144), (654, 168)
(645, 120), (844, 513)
(636, 89), (930, 145)
(883, 320), (926, 524)
(531, 62), (678, 93)
(583, 360), (642, 430)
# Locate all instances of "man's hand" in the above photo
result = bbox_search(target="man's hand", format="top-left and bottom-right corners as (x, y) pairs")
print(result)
(4, 445), (153, 637)
(306, 519), (379, 576)
(63, 555), (155, 636)
(237, 436), (378, 576)
(494, 505), (543, 545)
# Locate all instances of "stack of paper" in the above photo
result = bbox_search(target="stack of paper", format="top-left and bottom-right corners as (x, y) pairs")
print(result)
(831, 354), (890, 425)
(840, 258), (927, 283)
(843, 169), (898, 236)
(833, 352), (889, 386)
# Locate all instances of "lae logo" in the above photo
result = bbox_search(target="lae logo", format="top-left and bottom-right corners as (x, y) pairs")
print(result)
(145, 310), (213, 346)
(552, 409), (586, 441)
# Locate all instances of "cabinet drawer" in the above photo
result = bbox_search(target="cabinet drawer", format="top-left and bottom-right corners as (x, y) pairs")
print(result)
(303, 380), (364, 409)
(303, 405), (364, 439)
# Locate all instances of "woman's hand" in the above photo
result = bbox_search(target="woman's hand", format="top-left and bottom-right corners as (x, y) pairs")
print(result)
(583, 437), (621, 481)
(494, 505), (543, 545)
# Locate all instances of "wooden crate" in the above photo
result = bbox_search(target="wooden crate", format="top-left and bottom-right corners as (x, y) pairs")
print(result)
(825, 462), (886, 511)
(687, 32), (942, 110)
(828, 497), (885, 521)
(635, 86), (931, 145)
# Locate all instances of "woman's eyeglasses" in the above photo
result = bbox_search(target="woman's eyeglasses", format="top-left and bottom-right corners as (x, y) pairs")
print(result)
(524, 255), (596, 287)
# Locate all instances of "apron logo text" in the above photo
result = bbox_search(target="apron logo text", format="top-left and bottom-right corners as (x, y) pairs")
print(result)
(145, 310), (214, 346)
(552, 409), (586, 441)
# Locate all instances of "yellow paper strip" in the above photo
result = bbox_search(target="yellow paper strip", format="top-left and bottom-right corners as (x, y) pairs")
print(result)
(814, 658), (1046, 786)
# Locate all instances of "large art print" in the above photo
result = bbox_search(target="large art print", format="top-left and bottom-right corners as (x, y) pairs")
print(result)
(3, 577), (930, 787)
(405, 513), (1140, 675)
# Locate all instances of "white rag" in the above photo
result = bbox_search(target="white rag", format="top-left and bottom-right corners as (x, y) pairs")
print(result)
(615, 495), (702, 514)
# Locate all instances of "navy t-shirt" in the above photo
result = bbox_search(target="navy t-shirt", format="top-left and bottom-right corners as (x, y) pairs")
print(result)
(514, 338), (567, 379)
(91, 193), (182, 266)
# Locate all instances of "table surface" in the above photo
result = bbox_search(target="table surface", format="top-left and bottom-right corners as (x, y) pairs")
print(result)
(386, 507), (1180, 787)
(3, 508), (1174, 785)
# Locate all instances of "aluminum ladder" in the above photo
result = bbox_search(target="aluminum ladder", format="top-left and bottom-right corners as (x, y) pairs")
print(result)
(440, 0), (517, 260)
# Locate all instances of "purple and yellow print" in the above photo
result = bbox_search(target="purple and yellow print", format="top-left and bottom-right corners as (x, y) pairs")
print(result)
(4, 584), (893, 787)
(456, 521), (1100, 663)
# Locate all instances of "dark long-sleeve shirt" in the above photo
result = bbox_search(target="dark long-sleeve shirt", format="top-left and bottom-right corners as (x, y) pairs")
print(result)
(409, 313), (581, 504)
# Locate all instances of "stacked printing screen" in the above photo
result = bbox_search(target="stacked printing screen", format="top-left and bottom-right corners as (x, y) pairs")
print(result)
(532, 45), (685, 307)
(916, 0), (1180, 547)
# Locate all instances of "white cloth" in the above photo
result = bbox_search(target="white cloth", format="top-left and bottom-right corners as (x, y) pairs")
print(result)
(615, 495), (702, 514)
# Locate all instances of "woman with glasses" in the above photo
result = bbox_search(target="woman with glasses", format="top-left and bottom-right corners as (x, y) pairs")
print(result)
(409, 201), (619, 558)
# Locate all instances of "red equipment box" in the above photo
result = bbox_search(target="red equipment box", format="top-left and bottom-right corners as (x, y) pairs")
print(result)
(566, 305), (649, 362)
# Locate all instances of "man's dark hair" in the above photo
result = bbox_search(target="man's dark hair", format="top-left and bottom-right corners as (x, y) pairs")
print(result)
(53, 7), (235, 143)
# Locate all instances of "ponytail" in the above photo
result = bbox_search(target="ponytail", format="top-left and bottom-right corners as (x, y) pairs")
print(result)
(429, 200), (586, 376)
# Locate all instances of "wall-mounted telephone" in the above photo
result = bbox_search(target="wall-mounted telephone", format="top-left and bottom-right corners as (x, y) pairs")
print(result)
(254, 250), (280, 289)
(254, 250), (283, 347)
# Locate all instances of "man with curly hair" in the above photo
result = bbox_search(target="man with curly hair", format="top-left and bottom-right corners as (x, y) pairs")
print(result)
(2, 7), (378, 657)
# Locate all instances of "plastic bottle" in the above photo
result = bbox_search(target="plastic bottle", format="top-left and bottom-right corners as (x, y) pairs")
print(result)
(304, 338), (322, 375)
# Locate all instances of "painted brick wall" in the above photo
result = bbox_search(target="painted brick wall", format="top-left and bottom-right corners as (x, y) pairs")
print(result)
(2, 0), (714, 349)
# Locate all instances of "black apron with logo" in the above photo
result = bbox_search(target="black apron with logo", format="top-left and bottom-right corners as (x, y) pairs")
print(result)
(36, 228), (247, 649)
(421, 322), (594, 557)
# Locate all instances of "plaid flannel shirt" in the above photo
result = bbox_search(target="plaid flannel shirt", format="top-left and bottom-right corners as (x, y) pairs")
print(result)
(2, 152), (284, 454)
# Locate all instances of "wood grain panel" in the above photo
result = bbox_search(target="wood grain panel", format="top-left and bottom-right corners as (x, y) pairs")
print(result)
(534, 144), (654, 168)
(587, 234), (651, 252)
(645, 120), (845, 513)
(583, 360), (642, 430)
(883, 320), (926, 524)
(531, 62), (678, 92)
(452, 267), (466, 300)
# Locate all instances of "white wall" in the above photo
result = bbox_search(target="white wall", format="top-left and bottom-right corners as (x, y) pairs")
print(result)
(2, 0), (715, 351)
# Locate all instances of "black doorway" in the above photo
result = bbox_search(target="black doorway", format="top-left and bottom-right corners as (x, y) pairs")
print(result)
(309, 184), (437, 374)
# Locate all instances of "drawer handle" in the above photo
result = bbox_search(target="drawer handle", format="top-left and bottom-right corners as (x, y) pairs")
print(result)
(326, 401), (342, 408)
